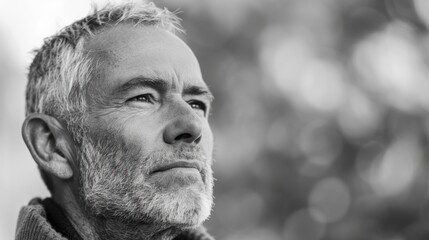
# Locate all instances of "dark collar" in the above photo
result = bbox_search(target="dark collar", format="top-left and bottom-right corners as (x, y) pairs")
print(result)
(41, 198), (84, 240)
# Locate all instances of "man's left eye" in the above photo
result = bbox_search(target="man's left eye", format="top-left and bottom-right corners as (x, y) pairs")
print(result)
(128, 94), (154, 103)
(188, 101), (206, 112)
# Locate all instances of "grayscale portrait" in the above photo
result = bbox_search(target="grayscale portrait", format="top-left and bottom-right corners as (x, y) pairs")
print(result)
(15, 2), (214, 240)
(2, 0), (429, 240)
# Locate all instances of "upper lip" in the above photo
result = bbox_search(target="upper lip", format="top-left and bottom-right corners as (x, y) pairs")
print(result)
(151, 160), (203, 174)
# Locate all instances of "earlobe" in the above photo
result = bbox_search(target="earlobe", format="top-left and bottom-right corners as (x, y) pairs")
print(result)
(22, 114), (75, 179)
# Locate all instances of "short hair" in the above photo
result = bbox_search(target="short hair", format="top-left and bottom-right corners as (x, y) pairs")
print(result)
(26, 1), (182, 139)
(26, 2), (183, 191)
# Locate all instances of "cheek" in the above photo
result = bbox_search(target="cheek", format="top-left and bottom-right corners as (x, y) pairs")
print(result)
(119, 118), (161, 151)
(201, 122), (214, 155)
(87, 114), (154, 156)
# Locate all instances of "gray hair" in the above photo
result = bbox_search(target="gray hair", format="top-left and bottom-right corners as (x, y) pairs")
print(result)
(26, 2), (183, 191)
(26, 1), (183, 141)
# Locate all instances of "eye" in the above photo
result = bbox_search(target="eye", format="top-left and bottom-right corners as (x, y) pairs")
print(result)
(188, 100), (206, 112)
(128, 94), (155, 103)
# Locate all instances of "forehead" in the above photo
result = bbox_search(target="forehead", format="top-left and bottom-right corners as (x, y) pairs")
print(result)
(84, 24), (206, 92)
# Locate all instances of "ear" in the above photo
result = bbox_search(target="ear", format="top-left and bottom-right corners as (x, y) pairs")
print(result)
(22, 113), (76, 179)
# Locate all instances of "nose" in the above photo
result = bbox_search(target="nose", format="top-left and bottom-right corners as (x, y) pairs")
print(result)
(163, 108), (203, 145)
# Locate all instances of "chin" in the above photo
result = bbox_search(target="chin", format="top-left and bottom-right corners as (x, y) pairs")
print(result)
(81, 181), (213, 228)
(142, 165), (214, 227)
(145, 186), (213, 227)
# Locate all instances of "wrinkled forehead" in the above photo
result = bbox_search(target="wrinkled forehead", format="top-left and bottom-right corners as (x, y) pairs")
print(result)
(83, 24), (207, 93)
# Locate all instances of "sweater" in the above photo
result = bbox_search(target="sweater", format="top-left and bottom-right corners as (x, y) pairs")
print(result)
(15, 198), (214, 240)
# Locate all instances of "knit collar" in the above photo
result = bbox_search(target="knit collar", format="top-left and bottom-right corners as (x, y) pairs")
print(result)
(16, 198), (214, 240)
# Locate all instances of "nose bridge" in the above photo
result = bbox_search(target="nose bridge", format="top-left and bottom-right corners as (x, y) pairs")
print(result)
(163, 98), (203, 144)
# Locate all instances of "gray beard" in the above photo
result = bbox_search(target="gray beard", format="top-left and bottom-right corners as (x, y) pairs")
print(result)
(76, 135), (214, 239)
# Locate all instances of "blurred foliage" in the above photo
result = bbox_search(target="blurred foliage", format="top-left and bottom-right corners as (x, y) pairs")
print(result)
(156, 0), (429, 239)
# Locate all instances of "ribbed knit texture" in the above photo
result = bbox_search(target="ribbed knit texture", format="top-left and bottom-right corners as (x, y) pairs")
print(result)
(15, 198), (215, 240)
(15, 198), (67, 240)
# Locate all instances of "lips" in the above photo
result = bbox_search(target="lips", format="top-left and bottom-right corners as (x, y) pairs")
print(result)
(151, 160), (203, 174)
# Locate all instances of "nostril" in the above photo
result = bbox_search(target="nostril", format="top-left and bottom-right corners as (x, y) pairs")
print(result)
(174, 133), (193, 142)
(174, 133), (201, 144)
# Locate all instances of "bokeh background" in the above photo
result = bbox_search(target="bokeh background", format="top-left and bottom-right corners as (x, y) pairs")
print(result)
(2, 0), (429, 239)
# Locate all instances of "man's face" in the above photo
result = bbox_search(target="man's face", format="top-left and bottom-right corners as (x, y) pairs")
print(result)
(77, 24), (214, 227)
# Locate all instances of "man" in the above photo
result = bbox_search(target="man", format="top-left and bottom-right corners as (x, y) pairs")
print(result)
(16, 2), (215, 240)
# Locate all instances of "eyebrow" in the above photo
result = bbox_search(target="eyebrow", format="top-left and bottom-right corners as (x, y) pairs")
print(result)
(184, 85), (215, 103)
(115, 76), (214, 102)
(115, 77), (169, 95)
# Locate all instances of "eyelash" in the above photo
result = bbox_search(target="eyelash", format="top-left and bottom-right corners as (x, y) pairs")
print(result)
(128, 94), (155, 103)
(188, 100), (206, 112)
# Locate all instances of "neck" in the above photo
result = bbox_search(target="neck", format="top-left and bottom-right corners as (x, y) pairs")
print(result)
(51, 189), (180, 240)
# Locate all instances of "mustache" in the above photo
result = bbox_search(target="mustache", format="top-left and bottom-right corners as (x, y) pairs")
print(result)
(144, 145), (209, 174)
(81, 135), (209, 175)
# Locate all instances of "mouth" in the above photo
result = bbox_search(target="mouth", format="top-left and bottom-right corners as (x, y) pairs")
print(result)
(151, 160), (203, 174)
